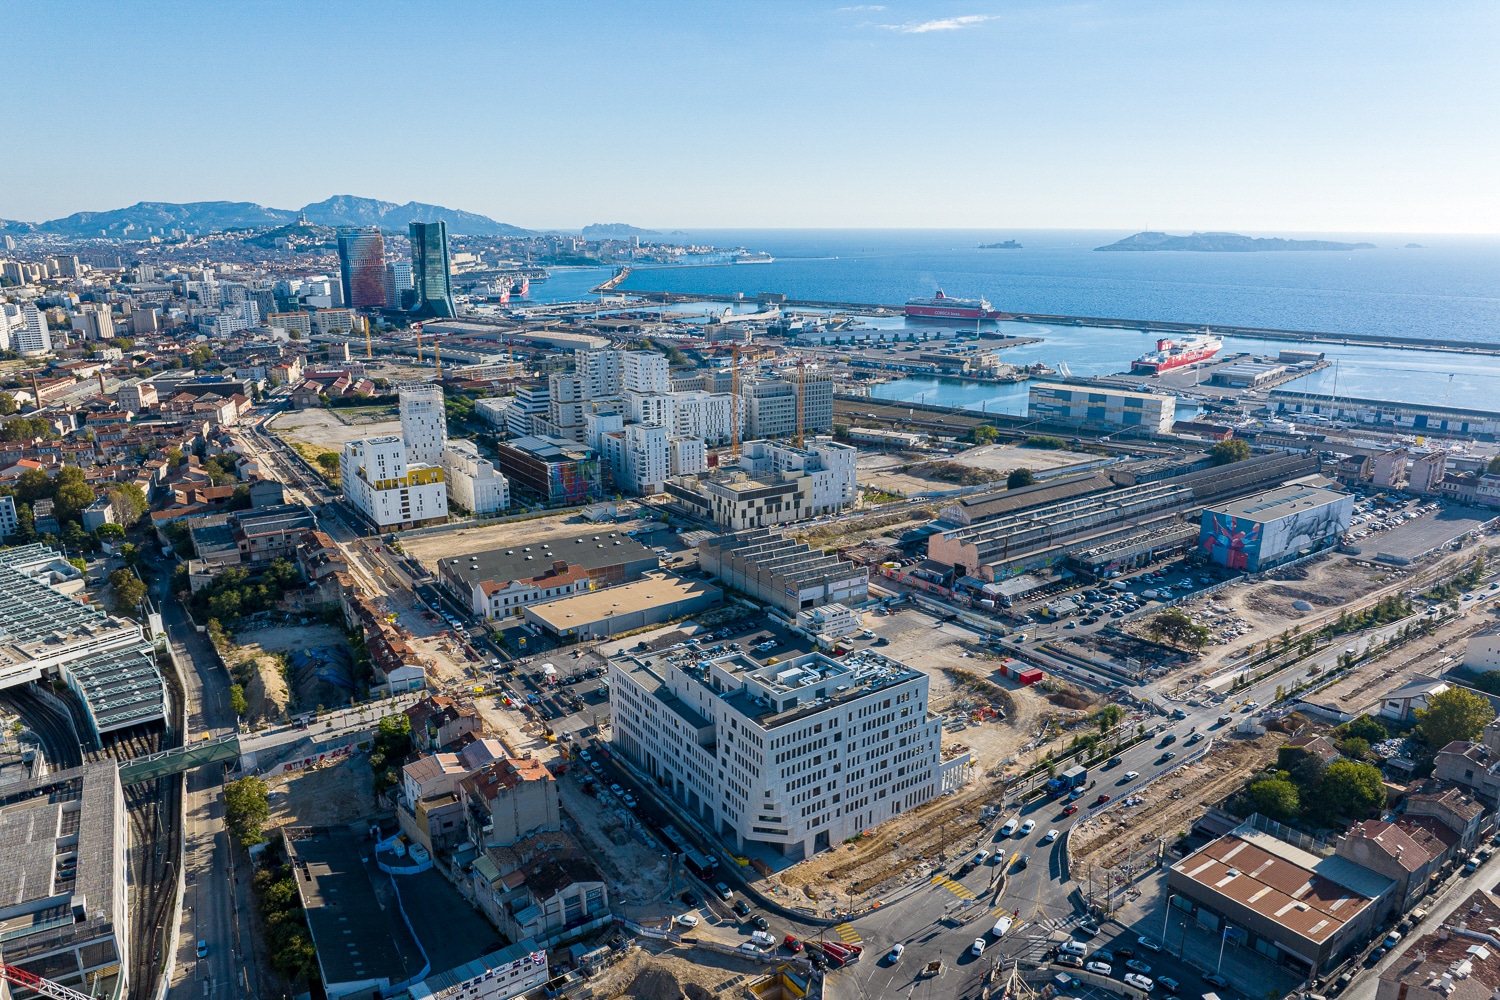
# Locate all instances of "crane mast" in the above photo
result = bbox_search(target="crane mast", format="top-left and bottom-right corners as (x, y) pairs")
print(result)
(2, 963), (98, 1000)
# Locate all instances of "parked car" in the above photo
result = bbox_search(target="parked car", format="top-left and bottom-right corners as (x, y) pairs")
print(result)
(731, 899), (750, 916)
(1137, 936), (1163, 952)
(1158, 976), (1180, 994)
(681, 890), (699, 907)
(675, 913), (700, 927)
(751, 915), (770, 931)
(783, 935), (803, 952)
(196, 940), (208, 959)
(1126, 959), (1153, 975)
(1124, 973), (1155, 991)
(1085, 961), (1113, 976)
(715, 882), (733, 901)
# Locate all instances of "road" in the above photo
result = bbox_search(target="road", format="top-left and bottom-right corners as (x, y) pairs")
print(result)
(161, 555), (258, 1000)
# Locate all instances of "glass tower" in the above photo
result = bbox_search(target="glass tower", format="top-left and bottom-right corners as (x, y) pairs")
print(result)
(336, 226), (387, 310)
(408, 221), (456, 318)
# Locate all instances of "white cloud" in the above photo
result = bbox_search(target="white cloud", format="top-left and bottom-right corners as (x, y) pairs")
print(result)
(837, 4), (886, 10)
(884, 14), (994, 33)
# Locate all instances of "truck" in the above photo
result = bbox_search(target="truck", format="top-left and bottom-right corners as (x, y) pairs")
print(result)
(1046, 764), (1088, 797)
(683, 849), (720, 879)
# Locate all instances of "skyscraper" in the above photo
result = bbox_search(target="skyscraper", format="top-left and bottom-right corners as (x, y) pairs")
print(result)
(384, 260), (413, 309)
(408, 221), (455, 318)
(336, 227), (387, 310)
(398, 382), (448, 466)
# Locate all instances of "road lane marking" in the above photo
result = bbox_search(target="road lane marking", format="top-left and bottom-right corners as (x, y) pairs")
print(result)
(834, 922), (863, 943)
(930, 875), (977, 900)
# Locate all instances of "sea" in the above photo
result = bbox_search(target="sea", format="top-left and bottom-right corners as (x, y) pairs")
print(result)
(525, 230), (1500, 415)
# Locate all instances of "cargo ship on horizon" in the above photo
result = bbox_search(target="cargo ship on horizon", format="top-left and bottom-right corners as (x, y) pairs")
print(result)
(1130, 332), (1224, 374)
(904, 289), (1004, 321)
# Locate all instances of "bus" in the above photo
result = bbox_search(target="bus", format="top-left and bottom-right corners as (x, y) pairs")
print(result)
(683, 849), (720, 880)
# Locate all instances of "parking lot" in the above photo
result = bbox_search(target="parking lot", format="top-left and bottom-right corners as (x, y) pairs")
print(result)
(1343, 498), (1494, 563)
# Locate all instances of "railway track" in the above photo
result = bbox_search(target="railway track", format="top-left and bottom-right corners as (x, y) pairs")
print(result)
(0, 683), (84, 769)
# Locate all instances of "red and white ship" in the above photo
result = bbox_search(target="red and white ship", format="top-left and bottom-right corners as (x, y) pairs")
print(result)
(904, 289), (1004, 321)
(1131, 332), (1224, 374)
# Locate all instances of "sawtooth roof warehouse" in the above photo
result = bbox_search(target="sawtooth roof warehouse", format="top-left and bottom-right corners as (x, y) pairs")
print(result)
(608, 645), (971, 864)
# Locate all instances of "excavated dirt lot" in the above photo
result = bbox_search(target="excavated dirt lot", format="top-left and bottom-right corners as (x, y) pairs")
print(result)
(1068, 732), (1285, 871)
(268, 408), (401, 450)
(265, 753), (378, 827)
(588, 942), (770, 1000)
(400, 509), (648, 569)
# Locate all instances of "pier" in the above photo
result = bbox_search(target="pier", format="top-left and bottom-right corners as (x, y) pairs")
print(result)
(614, 286), (1500, 357)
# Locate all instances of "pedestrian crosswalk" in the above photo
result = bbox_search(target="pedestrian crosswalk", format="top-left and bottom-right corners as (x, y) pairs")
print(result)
(834, 922), (862, 944)
(931, 874), (978, 900)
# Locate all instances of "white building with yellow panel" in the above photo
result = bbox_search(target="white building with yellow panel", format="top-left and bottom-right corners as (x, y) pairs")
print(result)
(340, 435), (448, 530)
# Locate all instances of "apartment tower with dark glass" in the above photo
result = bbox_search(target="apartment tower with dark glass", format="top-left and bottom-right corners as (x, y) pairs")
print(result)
(336, 226), (388, 309)
(409, 220), (456, 318)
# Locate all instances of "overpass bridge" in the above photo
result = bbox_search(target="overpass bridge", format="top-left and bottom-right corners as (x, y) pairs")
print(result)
(118, 732), (240, 784)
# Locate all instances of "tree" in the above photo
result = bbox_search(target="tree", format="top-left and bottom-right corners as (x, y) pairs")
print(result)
(316, 452), (340, 473)
(369, 714), (413, 791)
(1248, 777), (1300, 821)
(1416, 687), (1495, 749)
(1343, 715), (1387, 742)
(223, 776), (270, 845)
(968, 425), (999, 445)
(15, 503), (33, 542)
(109, 569), (146, 614)
(229, 683), (249, 717)
(288, 330), (302, 341)
(108, 484), (148, 526)
(1007, 468), (1036, 489)
(0, 392), (16, 415)
(229, 485), (253, 511)
(95, 522), (126, 543)
(61, 520), (90, 552)
(1338, 737), (1371, 761)
(1320, 759), (1386, 819)
(53, 467), (95, 524)
(1210, 439), (1252, 465)
(1094, 704), (1124, 734)
(1489, 456), (1500, 475)
(1147, 608), (1211, 649)
(14, 468), (52, 504)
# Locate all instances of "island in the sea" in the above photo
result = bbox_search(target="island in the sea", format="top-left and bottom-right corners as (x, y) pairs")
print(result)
(979, 240), (1022, 249)
(1095, 231), (1376, 252)
(582, 222), (660, 238)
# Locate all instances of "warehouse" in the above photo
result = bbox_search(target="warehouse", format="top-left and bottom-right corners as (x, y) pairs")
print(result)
(1028, 382), (1177, 434)
(1167, 826), (1393, 975)
(1198, 483), (1353, 572)
(697, 527), (868, 614)
(523, 572), (722, 641)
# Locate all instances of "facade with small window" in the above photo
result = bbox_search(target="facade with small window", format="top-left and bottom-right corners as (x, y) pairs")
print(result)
(1027, 382), (1176, 434)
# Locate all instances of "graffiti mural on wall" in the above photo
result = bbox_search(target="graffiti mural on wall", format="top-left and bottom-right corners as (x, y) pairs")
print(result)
(1201, 513), (1263, 571)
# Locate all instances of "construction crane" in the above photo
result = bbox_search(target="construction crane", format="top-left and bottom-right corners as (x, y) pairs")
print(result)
(364, 321), (373, 359)
(415, 325), (423, 364)
(729, 344), (741, 459)
(434, 337), (443, 379)
(2, 962), (98, 1000)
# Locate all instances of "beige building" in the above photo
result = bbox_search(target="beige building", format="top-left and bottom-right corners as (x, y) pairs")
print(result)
(461, 757), (561, 848)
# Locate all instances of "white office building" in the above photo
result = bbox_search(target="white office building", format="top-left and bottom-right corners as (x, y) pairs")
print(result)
(340, 435), (448, 530)
(738, 437), (858, 515)
(442, 440), (510, 515)
(602, 423), (669, 495)
(399, 382), (448, 465)
(609, 647), (969, 862)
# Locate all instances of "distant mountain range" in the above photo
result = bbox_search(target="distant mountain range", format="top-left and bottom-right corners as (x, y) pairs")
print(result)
(582, 222), (659, 238)
(1096, 231), (1376, 252)
(0, 196), (531, 238)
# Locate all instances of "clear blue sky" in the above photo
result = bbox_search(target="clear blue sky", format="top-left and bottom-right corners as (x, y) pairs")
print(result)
(5, 2), (1497, 232)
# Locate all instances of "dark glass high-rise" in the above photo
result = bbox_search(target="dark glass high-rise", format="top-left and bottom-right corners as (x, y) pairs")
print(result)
(408, 220), (456, 318)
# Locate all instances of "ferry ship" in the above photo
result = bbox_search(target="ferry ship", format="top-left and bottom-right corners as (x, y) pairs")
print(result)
(1130, 332), (1224, 374)
(904, 289), (1004, 321)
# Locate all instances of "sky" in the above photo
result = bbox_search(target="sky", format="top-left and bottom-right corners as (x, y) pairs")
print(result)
(3, 1), (1497, 233)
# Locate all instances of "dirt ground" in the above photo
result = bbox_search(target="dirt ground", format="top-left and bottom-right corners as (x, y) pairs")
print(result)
(557, 775), (672, 910)
(1068, 731), (1285, 871)
(268, 408), (401, 451)
(792, 506), (935, 550)
(854, 443), (1098, 496)
(230, 624), (352, 716)
(587, 941), (773, 1000)
(264, 753), (378, 826)
(1310, 609), (1493, 717)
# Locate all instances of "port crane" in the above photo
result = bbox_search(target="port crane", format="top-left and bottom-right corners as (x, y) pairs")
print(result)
(2, 963), (99, 1000)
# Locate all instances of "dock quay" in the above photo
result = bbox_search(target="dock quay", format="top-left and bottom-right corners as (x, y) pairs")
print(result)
(614, 287), (1500, 357)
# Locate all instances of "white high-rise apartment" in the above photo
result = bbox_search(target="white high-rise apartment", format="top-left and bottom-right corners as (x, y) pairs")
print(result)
(609, 647), (969, 862)
(667, 391), (737, 445)
(601, 423), (668, 495)
(669, 437), (706, 476)
(622, 351), (670, 393)
(15, 303), (51, 356)
(340, 436), (448, 529)
(399, 382), (448, 466)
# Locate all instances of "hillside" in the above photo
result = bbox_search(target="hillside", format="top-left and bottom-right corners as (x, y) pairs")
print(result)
(2, 196), (530, 238)
(581, 222), (659, 238)
(1096, 231), (1377, 252)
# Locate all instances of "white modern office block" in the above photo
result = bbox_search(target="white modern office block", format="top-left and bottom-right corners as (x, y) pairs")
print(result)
(341, 435), (448, 529)
(442, 441), (510, 515)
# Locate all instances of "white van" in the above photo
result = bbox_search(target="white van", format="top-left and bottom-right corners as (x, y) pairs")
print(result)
(1058, 940), (1088, 958)
(992, 916), (1013, 938)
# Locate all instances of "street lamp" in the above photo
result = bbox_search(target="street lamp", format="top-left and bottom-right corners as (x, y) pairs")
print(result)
(1159, 893), (1175, 946)
(1216, 924), (1233, 974)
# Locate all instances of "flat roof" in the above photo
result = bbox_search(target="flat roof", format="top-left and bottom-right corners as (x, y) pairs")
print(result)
(442, 525), (657, 589)
(1207, 484), (1348, 521)
(1172, 830), (1388, 946)
(526, 573), (720, 630)
(1031, 381), (1175, 403)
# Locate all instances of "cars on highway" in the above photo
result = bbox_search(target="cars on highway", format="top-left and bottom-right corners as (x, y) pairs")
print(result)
(1157, 751), (1176, 764)
(974, 849), (991, 864)
(1203, 973), (1231, 989)
(1043, 829), (1059, 843)
(1062, 804), (1079, 816)
(1020, 819), (1036, 834)
(1105, 756), (1123, 768)
(1000, 818), (1019, 836)
(1123, 770), (1139, 781)
(1094, 794), (1111, 806)
(1126, 959), (1153, 974)
(1158, 976), (1181, 994)
(992, 916), (1012, 937)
